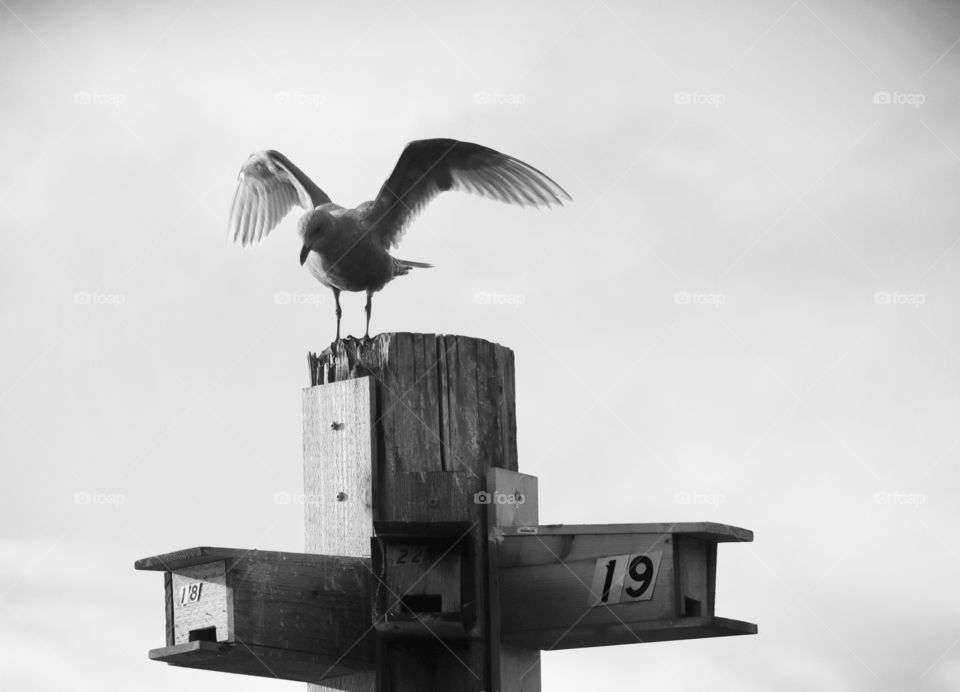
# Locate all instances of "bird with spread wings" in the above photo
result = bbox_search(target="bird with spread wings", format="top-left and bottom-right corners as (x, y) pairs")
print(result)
(228, 138), (571, 347)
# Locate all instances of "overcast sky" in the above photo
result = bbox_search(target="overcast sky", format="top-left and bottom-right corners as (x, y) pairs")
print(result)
(2, 0), (959, 690)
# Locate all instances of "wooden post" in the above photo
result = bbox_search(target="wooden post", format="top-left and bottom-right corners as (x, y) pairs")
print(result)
(135, 332), (756, 690)
(304, 333), (536, 692)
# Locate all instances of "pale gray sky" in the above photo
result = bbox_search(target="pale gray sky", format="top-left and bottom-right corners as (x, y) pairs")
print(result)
(1, 0), (959, 690)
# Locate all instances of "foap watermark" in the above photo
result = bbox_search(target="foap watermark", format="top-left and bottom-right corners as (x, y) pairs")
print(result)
(674, 290), (725, 308)
(873, 90), (925, 108)
(273, 491), (323, 506)
(273, 90), (325, 108)
(474, 290), (526, 308)
(74, 291), (126, 308)
(473, 90), (526, 107)
(74, 490), (126, 508)
(674, 90), (726, 109)
(274, 290), (326, 308)
(73, 90), (126, 108)
(873, 490), (925, 508)
(473, 490), (525, 506)
(873, 290), (925, 308)
(674, 490), (726, 508)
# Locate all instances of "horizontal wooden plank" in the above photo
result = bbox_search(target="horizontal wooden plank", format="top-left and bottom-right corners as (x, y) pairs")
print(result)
(228, 554), (374, 661)
(501, 615), (758, 650)
(149, 640), (372, 682)
(135, 547), (365, 572)
(497, 523), (753, 543)
(136, 547), (252, 572)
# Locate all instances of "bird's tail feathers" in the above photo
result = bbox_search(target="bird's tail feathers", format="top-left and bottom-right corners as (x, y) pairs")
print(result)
(392, 257), (434, 276)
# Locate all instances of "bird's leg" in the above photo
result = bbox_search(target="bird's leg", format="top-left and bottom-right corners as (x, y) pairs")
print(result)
(332, 288), (342, 353)
(363, 291), (373, 343)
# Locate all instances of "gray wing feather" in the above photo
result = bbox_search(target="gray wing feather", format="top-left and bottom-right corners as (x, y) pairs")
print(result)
(367, 139), (571, 249)
(228, 150), (330, 246)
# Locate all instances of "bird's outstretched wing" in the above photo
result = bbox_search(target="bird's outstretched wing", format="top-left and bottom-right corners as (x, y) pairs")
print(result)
(228, 150), (331, 246)
(367, 139), (571, 248)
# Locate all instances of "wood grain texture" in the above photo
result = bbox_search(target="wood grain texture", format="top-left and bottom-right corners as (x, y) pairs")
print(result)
(308, 333), (517, 692)
(487, 469), (541, 692)
(164, 571), (174, 646)
(303, 377), (377, 692)
(308, 333), (518, 481)
(146, 551), (375, 684)
(171, 561), (232, 645)
(229, 554), (373, 672)
(303, 377), (376, 557)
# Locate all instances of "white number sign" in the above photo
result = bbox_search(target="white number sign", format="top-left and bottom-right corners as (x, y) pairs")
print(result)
(587, 551), (663, 607)
(179, 582), (203, 606)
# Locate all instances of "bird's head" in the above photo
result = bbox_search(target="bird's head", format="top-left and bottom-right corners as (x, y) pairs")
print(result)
(298, 211), (330, 265)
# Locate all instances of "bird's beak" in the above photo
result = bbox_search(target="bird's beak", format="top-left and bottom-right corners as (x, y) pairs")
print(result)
(299, 245), (310, 265)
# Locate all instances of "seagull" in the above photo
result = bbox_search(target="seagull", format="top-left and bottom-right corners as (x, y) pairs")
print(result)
(228, 138), (571, 345)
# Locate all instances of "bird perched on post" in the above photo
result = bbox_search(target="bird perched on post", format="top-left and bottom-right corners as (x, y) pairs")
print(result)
(228, 138), (571, 346)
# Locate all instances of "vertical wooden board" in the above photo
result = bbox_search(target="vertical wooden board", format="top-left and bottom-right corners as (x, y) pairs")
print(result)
(706, 542), (717, 616)
(372, 335), (400, 493)
(440, 335), (463, 471)
(164, 571), (174, 646)
(488, 469), (538, 530)
(442, 335), (465, 472)
(476, 340), (503, 469)
(393, 334), (435, 474)
(391, 333), (416, 471)
(675, 536), (709, 618)
(171, 561), (231, 644)
(498, 347), (518, 472)
(414, 334), (442, 472)
(304, 377), (376, 692)
(436, 335), (453, 471)
(303, 378), (376, 557)
(499, 645), (541, 692)
(453, 337), (481, 475)
(406, 334), (430, 472)
(487, 469), (541, 692)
